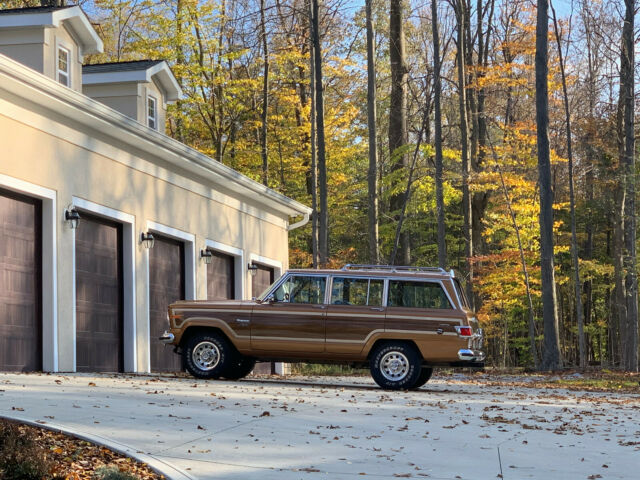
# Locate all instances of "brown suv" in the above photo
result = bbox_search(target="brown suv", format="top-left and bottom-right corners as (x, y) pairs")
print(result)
(161, 265), (484, 390)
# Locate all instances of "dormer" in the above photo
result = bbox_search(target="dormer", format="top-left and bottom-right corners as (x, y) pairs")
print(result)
(0, 6), (103, 92)
(82, 60), (182, 134)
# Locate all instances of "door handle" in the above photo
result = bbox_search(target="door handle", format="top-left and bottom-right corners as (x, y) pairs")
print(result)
(312, 305), (326, 309)
(370, 307), (385, 312)
(236, 318), (250, 324)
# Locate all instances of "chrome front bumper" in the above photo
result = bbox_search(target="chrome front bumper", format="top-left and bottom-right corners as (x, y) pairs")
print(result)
(159, 331), (175, 343)
(458, 348), (486, 362)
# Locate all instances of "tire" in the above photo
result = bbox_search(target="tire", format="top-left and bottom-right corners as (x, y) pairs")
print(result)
(410, 367), (434, 390)
(369, 342), (422, 390)
(223, 356), (256, 380)
(183, 332), (237, 379)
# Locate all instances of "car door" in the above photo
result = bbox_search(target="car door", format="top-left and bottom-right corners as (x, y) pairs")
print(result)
(250, 274), (327, 353)
(325, 276), (385, 354)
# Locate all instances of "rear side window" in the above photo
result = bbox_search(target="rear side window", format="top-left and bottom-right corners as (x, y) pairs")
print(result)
(387, 280), (451, 309)
(272, 275), (326, 304)
(330, 277), (384, 306)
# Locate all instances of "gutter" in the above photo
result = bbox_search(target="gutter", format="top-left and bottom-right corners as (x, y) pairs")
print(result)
(287, 212), (310, 231)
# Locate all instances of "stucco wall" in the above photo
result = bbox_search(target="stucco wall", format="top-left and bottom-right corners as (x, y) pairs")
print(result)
(0, 93), (291, 373)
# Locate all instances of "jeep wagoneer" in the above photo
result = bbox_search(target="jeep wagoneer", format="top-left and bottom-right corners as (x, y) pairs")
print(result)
(161, 265), (484, 390)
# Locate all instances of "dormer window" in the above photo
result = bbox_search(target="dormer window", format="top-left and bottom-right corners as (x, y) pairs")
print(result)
(57, 46), (70, 87)
(147, 95), (157, 130)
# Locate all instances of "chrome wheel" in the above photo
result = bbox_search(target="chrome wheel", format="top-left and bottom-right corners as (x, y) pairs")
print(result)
(380, 351), (410, 381)
(192, 341), (220, 371)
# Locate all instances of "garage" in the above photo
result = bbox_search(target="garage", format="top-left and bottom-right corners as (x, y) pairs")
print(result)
(75, 213), (123, 372)
(207, 250), (235, 300)
(0, 188), (41, 372)
(252, 263), (274, 298)
(149, 234), (184, 372)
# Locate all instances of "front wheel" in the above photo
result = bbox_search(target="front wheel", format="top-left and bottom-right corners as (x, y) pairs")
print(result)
(183, 332), (237, 379)
(369, 342), (422, 390)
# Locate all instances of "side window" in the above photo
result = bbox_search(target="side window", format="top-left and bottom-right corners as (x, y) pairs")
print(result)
(57, 46), (70, 87)
(272, 275), (326, 304)
(330, 277), (384, 306)
(388, 280), (451, 309)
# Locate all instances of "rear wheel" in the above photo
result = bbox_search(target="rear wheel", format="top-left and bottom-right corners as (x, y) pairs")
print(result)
(369, 342), (422, 390)
(410, 367), (433, 390)
(223, 356), (256, 380)
(183, 332), (237, 379)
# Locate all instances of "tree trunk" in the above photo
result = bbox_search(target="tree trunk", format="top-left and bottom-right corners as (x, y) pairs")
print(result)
(432, 0), (446, 269)
(389, 0), (410, 265)
(311, 0), (328, 265)
(535, 0), (562, 371)
(551, 4), (585, 369)
(620, 0), (637, 372)
(259, 0), (269, 186)
(455, 0), (472, 296)
(307, 0), (319, 268)
(366, 0), (380, 265)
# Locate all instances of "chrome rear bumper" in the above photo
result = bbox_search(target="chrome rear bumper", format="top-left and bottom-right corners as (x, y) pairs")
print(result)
(458, 349), (486, 362)
(159, 331), (175, 344)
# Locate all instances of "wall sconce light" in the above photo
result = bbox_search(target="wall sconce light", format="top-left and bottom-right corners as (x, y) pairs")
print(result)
(248, 262), (259, 277)
(65, 207), (80, 230)
(200, 249), (213, 265)
(141, 232), (155, 249)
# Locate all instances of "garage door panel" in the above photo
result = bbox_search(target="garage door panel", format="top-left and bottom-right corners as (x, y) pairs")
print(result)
(149, 235), (184, 372)
(75, 214), (123, 373)
(0, 189), (41, 372)
(207, 251), (234, 300)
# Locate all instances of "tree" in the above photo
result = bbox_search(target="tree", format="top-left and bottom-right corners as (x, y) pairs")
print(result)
(535, 0), (562, 370)
(432, 0), (446, 269)
(389, 0), (409, 265)
(366, 0), (380, 265)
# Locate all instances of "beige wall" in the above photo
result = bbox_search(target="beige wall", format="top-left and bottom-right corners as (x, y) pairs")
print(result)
(0, 98), (290, 373)
(84, 79), (168, 134)
(0, 24), (82, 92)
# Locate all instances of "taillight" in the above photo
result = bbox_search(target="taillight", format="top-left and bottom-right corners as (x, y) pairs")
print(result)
(455, 326), (473, 337)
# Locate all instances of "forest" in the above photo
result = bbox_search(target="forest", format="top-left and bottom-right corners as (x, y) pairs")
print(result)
(13, 0), (639, 372)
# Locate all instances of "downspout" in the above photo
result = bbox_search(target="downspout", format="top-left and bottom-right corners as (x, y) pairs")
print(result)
(287, 213), (310, 231)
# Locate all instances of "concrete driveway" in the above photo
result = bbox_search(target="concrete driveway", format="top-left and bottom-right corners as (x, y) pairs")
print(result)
(0, 372), (638, 480)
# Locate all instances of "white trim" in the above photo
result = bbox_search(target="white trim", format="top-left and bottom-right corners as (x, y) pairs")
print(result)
(142, 221), (196, 373)
(0, 174), (57, 372)
(147, 94), (157, 130)
(0, 6), (103, 55)
(205, 239), (245, 300)
(56, 45), (70, 88)
(71, 196), (137, 372)
(0, 54), (311, 219)
(247, 253), (283, 299)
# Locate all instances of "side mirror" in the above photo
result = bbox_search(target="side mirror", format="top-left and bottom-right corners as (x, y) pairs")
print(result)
(265, 295), (276, 304)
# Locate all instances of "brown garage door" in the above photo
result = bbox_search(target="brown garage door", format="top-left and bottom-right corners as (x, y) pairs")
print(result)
(0, 189), (41, 372)
(251, 263), (275, 374)
(207, 250), (235, 300)
(149, 235), (184, 372)
(76, 213), (123, 372)
(252, 264), (274, 298)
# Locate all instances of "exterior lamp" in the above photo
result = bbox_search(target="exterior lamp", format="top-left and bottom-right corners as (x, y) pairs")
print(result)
(141, 232), (155, 249)
(200, 249), (213, 265)
(65, 208), (80, 229)
(248, 262), (259, 277)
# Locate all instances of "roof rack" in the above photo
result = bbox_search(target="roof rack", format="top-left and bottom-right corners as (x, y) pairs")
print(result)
(341, 264), (451, 274)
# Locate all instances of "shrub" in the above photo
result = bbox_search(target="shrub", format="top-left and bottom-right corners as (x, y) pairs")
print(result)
(0, 419), (52, 480)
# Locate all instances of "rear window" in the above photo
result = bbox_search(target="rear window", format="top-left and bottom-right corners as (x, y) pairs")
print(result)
(387, 280), (451, 309)
(453, 278), (469, 308)
(330, 277), (384, 306)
